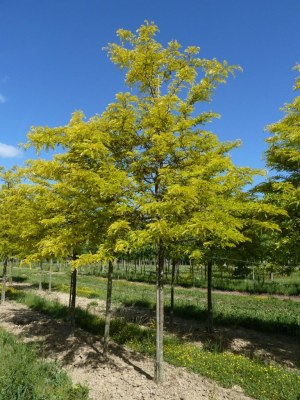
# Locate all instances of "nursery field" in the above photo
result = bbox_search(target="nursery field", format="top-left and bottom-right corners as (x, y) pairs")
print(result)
(11, 266), (300, 338)
(9, 260), (300, 295)
(1, 265), (300, 399)
(1, 285), (300, 400)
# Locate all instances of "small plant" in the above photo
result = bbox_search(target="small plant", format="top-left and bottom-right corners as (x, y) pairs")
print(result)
(202, 336), (224, 353)
(0, 328), (89, 400)
(86, 300), (99, 311)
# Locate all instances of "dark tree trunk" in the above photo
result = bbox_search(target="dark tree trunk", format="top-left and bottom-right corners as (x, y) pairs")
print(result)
(103, 259), (114, 358)
(155, 240), (164, 384)
(69, 268), (77, 330)
(1, 256), (8, 304)
(207, 259), (214, 334)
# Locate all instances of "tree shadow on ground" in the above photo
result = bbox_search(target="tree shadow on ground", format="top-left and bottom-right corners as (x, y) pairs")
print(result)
(4, 284), (300, 372)
(114, 302), (300, 371)
(0, 305), (153, 380)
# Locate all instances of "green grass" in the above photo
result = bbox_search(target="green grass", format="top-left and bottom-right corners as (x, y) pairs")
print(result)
(0, 326), (89, 400)
(6, 287), (300, 400)
(86, 269), (300, 295)
(11, 264), (300, 295)
(9, 267), (300, 338)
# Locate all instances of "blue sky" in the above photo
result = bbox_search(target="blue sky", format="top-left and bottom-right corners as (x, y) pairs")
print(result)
(0, 0), (299, 181)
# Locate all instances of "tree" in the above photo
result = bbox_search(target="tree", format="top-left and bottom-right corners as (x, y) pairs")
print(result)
(102, 22), (252, 382)
(0, 167), (23, 304)
(258, 64), (300, 266)
(25, 111), (131, 334)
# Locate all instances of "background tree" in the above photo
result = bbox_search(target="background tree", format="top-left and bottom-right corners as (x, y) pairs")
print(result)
(26, 111), (131, 332)
(257, 64), (300, 267)
(0, 167), (22, 303)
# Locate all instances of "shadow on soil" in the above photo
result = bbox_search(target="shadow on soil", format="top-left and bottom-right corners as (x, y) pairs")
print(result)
(4, 284), (300, 372)
(0, 305), (153, 380)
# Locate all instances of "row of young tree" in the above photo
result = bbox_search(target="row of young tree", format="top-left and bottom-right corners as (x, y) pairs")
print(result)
(0, 23), (299, 383)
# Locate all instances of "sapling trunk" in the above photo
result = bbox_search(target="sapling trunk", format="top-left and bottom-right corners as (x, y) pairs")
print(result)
(69, 268), (77, 330)
(207, 259), (214, 334)
(1, 256), (8, 304)
(155, 240), (164, 384)
(103, 259), (114, 358)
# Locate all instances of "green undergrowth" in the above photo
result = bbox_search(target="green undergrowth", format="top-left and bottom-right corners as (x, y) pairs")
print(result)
(12, 266), (300, 298)
(53, 281), (300, 338)
(99, 271), (300, 296)
(6, 287), (300, 400)
(0, 326), (89, 400)
(4, 271), (300, 337)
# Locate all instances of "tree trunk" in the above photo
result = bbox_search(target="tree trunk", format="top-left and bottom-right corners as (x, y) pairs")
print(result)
(207, 259), (214, 334)
(170, 258), (177, 328)
(69, 268), (77, 330)
(155, 240), (164, 384)
(103, 259), (114, 358)
(1, 256), (8, 304)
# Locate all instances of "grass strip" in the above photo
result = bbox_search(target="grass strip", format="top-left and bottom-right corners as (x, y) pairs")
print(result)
(6, 270), (300, 337)
(48, 279), (300, 338)
(0, 326), (89, 400)
(6, 287), (300, 400)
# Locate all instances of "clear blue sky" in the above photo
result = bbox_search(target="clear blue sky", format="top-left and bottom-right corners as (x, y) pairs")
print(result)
(0, 0), (299, 180)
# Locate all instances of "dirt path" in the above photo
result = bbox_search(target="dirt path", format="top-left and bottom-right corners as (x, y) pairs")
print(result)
(38, 289), (300, 371)
(0, 296), (254, 400)
(2, 284), (300, 399)
(5, 283), (300, 371)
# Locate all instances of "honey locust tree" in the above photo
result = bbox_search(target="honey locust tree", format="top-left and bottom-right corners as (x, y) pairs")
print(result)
(163, 151), (284, 333)
(0, 167), (24, 303)
(257, 64), (300, 267)
(101, 21), (250, 383)
(25, 111), (131, 328)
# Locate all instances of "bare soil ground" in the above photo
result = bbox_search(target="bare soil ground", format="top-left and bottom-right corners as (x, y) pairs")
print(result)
(40, 289), (300, 371)
(0, 284), (299, 399)
(0, 299), (253, 400)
